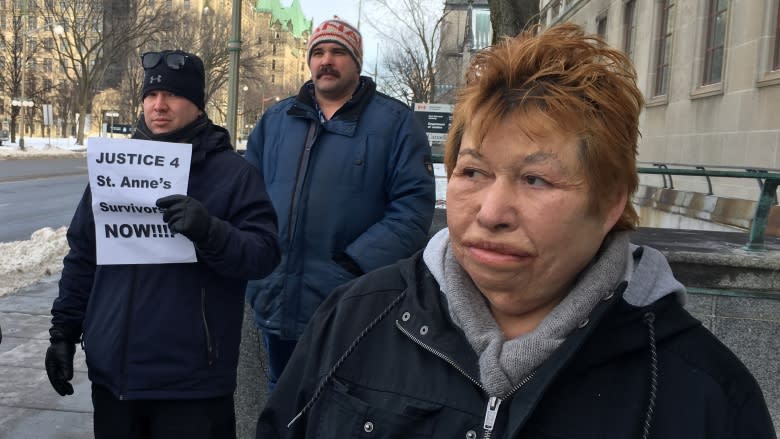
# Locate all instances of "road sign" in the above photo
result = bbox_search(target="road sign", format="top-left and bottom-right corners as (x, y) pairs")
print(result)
(42, 104), (53, 126)
(413, 103), (453, 144)
(109, 124), (133, 134)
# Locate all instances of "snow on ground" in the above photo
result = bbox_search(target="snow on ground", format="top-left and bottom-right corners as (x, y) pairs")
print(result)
(0, 136), (87, 160)
(0, 227), (68, 297)
(0, 137), (87, 296)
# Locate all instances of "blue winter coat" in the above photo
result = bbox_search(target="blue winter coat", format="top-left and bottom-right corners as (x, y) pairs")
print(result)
(244, 77), (436, 339)
(51, 119), (280, 400)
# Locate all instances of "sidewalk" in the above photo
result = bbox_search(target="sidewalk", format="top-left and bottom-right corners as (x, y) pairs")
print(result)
(0, 274), (92, 439)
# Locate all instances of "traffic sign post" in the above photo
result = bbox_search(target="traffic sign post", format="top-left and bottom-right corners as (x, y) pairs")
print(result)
(105, 111), (119, 138)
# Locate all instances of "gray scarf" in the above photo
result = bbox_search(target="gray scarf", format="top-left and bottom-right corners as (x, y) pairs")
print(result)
(424, 229), (631, 396)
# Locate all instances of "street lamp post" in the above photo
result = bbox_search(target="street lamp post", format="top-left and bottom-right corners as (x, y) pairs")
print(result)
(15, 22), (63, 150)
(240, 85), (248, 141)
(225, 0), (242, 144)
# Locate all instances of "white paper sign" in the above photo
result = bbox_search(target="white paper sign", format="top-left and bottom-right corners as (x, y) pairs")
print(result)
(87, 137), (196, 265)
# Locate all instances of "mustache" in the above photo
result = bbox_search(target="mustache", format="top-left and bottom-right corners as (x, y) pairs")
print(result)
(316, 66), (340, 79)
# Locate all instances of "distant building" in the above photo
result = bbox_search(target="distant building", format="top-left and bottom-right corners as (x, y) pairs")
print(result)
(541, 0), (780, 202)
(255, 0), (312, 98)
(435, 0), (491, 104)
(0, 0), (311, 137)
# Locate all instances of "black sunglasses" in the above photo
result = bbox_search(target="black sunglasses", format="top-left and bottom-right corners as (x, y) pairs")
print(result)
(141, 52), (189, 70)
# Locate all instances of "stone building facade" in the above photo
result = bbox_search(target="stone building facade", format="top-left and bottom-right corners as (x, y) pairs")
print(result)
(435, 0), (491, 104)
(541, 0), (780, 203)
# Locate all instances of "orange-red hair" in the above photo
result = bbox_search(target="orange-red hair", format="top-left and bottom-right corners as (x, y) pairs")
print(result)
(444, 23), (643, 231)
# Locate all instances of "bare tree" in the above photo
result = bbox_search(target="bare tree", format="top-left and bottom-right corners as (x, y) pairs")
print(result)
(487, 0), (539, 41)
(366, 0), (445, 105)
(0, 3), (52, 143)
(39, 0), (169, 145)
(143, 7), (267, 122)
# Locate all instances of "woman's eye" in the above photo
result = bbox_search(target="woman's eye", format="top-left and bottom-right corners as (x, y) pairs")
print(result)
(457, 167), (481, 178)
(524, 175), (548, 186)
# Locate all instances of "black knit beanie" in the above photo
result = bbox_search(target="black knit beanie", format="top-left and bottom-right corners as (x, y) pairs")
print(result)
(142, 50), (205, 110)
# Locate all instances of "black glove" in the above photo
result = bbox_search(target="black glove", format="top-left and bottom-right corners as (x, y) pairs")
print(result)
(334, 252), (363, 276)
(45, 327), (76, 396)
(156, 195), (212, 245)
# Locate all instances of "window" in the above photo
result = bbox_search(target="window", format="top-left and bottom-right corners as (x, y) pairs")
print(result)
(183, 0), (190, 9)
(596, 14), (607, 39)
(472, 8), (492, 50)
(0, 15), (5, 31)
(272, 44), (276, 55)
(702, 0), (728, 85)
(44, 37), (53, 50)
(774, 2), (780, 71)
(165, 0), (171, 9)
(271, 59), (276, 71)
(654, 0), (674, 96)
(43, 78), (52, 90)
(271, 74), (275, 84)
(43, 57), (52, 72)
(27, 15), (35, 29)
(623, 0), (637, 59)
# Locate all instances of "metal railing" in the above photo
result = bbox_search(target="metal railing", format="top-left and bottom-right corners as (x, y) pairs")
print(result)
(639, 162), (780, 251)
(432, 155), (780, 251)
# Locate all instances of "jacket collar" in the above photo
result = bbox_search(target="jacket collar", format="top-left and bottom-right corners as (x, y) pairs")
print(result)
(132, 113), (232, 166)
(287, 76), (376, 137)
(399, 249), (701, 437)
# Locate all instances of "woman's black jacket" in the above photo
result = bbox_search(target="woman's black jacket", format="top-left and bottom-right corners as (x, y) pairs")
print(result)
(257, 252), (775, 438)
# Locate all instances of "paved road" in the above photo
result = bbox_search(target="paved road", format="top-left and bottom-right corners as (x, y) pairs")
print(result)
(0, 158), (87, 242)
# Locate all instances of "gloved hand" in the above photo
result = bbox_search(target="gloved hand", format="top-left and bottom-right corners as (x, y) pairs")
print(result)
(45, 327), (76, 396)
(156, 195), (212, 245)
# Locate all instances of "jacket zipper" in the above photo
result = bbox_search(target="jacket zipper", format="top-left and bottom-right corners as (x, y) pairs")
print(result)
(396, 320), (484, 389)
(119, 266), (138, 400)
(481, 374), (535, 439)
(201, 287), (216, 365)
(396, 320), (535, 439)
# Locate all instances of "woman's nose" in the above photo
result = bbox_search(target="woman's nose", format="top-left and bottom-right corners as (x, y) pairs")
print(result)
(476, 179), (518, 231)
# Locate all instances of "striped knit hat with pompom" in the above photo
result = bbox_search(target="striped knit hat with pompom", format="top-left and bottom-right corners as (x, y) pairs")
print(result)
(307, 17), (363, 71)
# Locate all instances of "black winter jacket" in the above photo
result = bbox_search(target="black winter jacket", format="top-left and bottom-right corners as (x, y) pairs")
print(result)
(257, 252), (775, 438)
(52, 119), (280, 400)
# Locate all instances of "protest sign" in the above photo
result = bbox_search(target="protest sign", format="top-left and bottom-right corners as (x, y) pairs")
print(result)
(87, 137), (196, 265)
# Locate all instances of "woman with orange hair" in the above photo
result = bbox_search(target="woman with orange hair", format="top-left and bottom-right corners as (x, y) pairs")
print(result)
(256, 24), (775, 439)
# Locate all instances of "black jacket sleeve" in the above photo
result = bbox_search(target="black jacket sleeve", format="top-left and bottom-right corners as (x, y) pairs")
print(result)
(51, 185), (96, 336)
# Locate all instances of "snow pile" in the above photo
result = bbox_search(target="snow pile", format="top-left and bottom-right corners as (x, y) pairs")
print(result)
(0, 227), (68, 297)
(0, 137), (87, 160)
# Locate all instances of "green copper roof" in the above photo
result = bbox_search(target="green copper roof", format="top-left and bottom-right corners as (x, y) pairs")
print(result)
(255, 0), (313, 39)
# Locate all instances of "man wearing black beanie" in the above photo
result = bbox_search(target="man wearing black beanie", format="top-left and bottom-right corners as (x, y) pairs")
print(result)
(45, 49), (280, 439)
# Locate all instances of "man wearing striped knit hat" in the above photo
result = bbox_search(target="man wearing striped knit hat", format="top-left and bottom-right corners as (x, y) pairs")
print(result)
(245, 17), (436, 391)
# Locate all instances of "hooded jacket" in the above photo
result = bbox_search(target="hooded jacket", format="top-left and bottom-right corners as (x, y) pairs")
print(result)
(244, 77), (436, 339)
(257, 230), (775, 438)
(52, 116), (280, 400)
